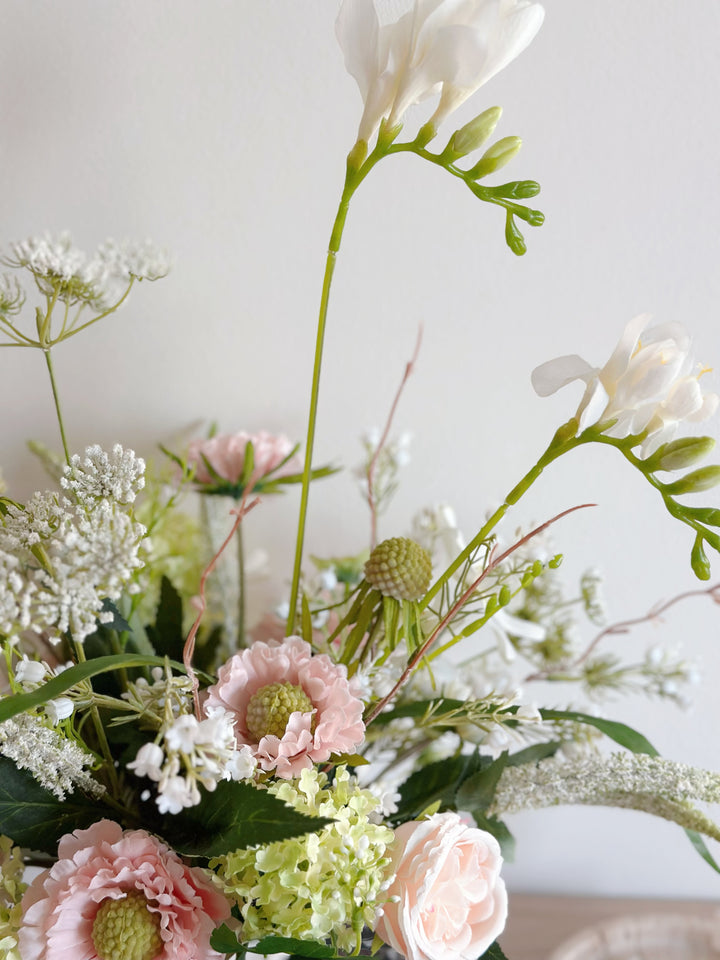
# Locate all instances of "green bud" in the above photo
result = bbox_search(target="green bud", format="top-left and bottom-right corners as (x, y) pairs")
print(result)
(549, 553), (563, 569)
(686, 506), (720, 527)
(347, 139), (368, 173)
(488, 180), (541, 200)
(645, 436), (716, 472)
(498, 585), (512, 606)
(691, 534), (712, 581)
(449, 106), (503, 157)
(513, 206), (545, 227)
(663, 465), (720, 495)
(504, 212), (526, 256)
(468, 136), (522, 179)
(415, 121), (438, 149)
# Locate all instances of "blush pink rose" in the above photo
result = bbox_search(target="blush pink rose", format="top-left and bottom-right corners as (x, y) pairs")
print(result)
(187, 430), (298, 484)
(375, 812), (507, 960)
(19, 820), (231, 960)
(204, 637), (366, 779)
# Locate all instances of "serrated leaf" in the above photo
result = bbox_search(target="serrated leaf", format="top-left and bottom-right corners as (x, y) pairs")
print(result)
(99, 598), (132, 633)
(456, 752), (509, 815)
(165, 780), (331, 857)
(210, 923), (247, 956)
(146, 576), (185, 659)
(394, 752), (487, 823)
(0, 757), (110, 853)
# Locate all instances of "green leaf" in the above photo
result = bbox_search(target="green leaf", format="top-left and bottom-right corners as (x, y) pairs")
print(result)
(210, 924), (246, 956)
(684, 829), (720, 875)
(210, 925), (343, 958)
(146, 576), (185, 659)
(0, 757), (111, 853)
(99, 598), (132, 633)
(480, 941), (510, 960)
(0, 654), (199, 723)
(507, 741), (562, 766)
(456, 752), (509, 815)
(165, 780), (331, 857)
(394, 751), (487, 823)
(473, 813), (516, 861)
(539, 709), (658, 756)
(239, 440), (255, 488)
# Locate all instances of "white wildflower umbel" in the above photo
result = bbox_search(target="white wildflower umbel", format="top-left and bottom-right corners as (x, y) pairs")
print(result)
(336, 0), (545, 143)
(0, 712), (103, 801)
(0, 445), (147, 643)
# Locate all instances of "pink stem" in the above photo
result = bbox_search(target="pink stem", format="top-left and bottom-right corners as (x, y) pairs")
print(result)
(183, 487), (260, 718)
(366, 325), (423, 549)
(364, 502), (595, 725)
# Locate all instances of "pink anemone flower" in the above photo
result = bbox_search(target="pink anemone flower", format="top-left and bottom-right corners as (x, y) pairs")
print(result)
(204, 637), (366, 779)
(187, 430), (298, 485)
(19, 820), (231, 960)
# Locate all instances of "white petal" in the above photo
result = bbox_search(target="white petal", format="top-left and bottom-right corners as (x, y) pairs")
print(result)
(531, 354), (596, 397)
(336, 0), (381, 99)
(577, 377), (610, 431)
(602, 313), (650, 385)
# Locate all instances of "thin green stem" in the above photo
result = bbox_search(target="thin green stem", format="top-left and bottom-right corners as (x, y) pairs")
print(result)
(73, 641), (122, 797)
(59, 279), (135, 343)
(237, 516), (246, 647)
(420, 427), (578, 611)
(43, 348), (71, 464)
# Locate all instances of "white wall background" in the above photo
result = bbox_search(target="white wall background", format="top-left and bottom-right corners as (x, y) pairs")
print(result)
(2, 1), (720, 899)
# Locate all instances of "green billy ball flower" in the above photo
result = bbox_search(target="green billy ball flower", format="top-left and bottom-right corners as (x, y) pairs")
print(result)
(92, 890), (162, 960)
(364, 537), (432, 601)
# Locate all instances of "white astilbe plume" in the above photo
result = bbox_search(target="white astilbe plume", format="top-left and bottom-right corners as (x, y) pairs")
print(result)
(0, 712), (103, 800)
(489, 751), (720, 840)
(0, 445), (147, 642)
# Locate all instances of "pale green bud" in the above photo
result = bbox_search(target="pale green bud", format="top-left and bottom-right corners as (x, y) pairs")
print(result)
(664, 465), (720, 495)
(468, 136), (523, 179)
(645, 436), (716, 472)
(449, 106), (503, 157)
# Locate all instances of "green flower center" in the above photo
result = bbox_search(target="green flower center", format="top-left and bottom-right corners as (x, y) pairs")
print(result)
(246, 681), (315, 740)
(92, 890), (162, 960)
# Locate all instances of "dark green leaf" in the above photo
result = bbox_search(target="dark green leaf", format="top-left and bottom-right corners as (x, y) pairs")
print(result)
(473, 813), (516, 861)
(456, 752), (509, 815)
(0, 757), (111, 853)
(394, 751), (487, 823)
(210, 923), (246, 956)
(539, 709), (658, 756)
(146, 576), (185, 659)
(480, 941), (510, 960)
(210, 925), (342, 958)
(507, 741), (562, 766)
(165, 780), (331, 857)
(0, 654), (200, 723)
(99, 598), (132, 633)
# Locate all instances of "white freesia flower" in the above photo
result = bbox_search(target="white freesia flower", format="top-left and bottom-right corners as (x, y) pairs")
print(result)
(532, 314), (719, 453)
(336, 0), (545, 142)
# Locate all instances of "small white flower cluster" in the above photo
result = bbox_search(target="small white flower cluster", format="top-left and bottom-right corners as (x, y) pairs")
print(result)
(61, 444), (145, 506)
(0, 274), (23, 316)
(128, 705), (257, 815)
(0, 445), (146, 643)
(3, 232), (169, 310)
(0, 711), (103, 800)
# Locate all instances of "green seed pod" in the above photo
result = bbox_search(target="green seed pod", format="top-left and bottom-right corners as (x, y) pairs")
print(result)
(364, 537), (432, 601)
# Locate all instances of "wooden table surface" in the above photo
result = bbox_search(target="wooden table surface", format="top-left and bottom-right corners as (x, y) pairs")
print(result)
(499, 893), (719, 960)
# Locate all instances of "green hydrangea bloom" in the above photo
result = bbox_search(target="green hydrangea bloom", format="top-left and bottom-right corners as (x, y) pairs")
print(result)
(0, 835), (27, 960)
(212, 766), (395, 954)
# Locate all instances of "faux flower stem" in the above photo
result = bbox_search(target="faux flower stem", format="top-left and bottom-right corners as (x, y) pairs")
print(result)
(43, 348), (71, 465)
(73, 640), (121, 796)
(287, 144), (386, 635)
(421, 421), (582, 612)
(237, 517), (246, 647)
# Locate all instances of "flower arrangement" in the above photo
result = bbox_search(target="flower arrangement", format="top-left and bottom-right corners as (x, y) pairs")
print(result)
(1, 2), (720, 960)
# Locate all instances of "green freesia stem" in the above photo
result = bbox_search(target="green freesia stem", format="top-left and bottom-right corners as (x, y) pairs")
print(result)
(421, 421), (582, 611)
(43, 348), (71, 465)
(286, 145), (385, 635)
(73, 640), (121, 796)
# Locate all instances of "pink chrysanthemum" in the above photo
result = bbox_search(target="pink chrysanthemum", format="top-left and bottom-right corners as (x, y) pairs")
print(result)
(187, 430), (297, 485)
(204, 637), (366, 779)
(19, 820), (231, 960)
